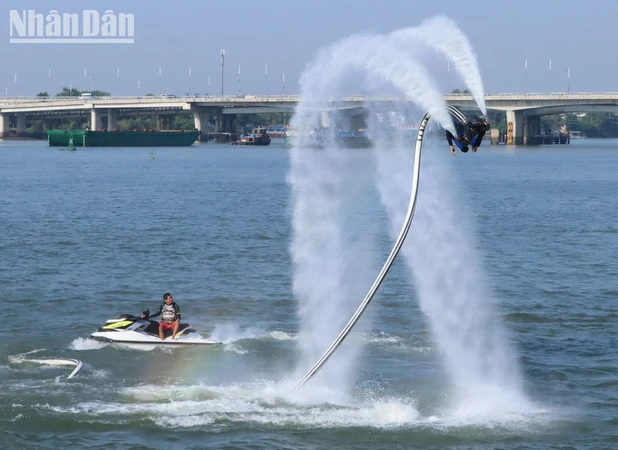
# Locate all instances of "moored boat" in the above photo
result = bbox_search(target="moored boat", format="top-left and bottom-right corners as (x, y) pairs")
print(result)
(231, 127), (271, 146)
(46, 129), (199, 147)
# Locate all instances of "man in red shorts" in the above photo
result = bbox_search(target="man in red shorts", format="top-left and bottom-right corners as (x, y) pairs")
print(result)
(149, 293), (181, 340)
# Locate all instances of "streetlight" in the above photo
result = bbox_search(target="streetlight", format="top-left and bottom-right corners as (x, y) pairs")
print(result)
(188, 66), (192, 96)
(567, 66), (571, 93)
(158, 65), (162, 95)
(237, 64), (241, 95)
(220, 49), (225, 96)
(524, 58), (528, 94)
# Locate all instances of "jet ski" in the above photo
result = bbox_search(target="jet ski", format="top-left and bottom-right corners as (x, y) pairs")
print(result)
(89, 311), (221, 346)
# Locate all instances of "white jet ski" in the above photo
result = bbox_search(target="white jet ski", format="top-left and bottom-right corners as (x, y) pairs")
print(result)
(89, 312), (221, 346)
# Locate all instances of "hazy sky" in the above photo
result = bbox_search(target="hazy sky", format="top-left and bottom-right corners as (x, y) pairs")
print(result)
(2, 0), (617, 96)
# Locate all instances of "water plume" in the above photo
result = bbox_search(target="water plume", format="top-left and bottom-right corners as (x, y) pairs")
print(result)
(294, 33), (456, 135)
(372, 143), (526, 409)
(391, 15), (488, 114)
(290, 31), (455, 393)
(290, 16), (526, 413)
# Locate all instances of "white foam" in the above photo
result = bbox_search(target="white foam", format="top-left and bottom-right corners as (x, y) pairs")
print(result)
(35, 380), (554, 431)
(267, 330), (297, 341)
(70, 337), (106, 350)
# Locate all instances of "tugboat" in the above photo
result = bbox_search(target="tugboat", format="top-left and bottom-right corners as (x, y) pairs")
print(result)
(231, 127), (271, 146)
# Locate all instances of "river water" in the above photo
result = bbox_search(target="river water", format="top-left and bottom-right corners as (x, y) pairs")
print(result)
(0, 137), (616, 449)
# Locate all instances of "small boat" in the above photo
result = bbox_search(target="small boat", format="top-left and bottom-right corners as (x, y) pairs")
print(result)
(231, 127), (271, 146)
(89, 312), (221, 346)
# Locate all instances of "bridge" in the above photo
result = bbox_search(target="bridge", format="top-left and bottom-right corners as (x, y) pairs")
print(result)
(1, 93), (618, 144)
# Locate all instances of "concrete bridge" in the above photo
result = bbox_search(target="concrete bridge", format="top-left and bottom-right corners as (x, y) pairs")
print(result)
(1, 93), (618, 144)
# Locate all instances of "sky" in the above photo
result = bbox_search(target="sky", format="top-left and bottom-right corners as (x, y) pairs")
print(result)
(2, 0), (617, 97)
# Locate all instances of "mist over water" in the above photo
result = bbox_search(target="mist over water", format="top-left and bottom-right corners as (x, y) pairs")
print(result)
(290, 16), (528, 412)
(373, 144), (527, 413)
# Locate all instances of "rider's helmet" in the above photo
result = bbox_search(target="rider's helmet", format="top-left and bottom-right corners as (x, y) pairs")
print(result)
(461, 145), (469, 153)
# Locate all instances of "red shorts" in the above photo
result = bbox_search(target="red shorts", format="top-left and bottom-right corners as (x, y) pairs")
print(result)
(159, 321), (176, 330)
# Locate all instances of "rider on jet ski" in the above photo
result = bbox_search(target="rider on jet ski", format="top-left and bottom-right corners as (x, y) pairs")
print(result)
(145, 293), (181, 340)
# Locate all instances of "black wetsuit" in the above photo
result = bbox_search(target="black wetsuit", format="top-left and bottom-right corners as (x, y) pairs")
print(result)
(467, 119), (490, 147)
(446, 121), (468, 150)
(446, 119), (490, 151)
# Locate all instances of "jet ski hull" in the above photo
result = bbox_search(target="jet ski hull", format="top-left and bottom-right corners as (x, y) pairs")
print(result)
(89, 314), (221, 346)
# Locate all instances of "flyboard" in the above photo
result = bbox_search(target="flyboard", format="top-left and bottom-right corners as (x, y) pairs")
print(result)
(294, 110), (435, 390)
(9, 350), (83, 379)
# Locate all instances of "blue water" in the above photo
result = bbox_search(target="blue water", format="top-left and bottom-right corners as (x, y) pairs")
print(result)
(0, 138), (616, 449)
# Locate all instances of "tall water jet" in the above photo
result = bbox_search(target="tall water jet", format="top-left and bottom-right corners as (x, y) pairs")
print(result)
(372, 140), (526, 412)
(290, 17), (526, 413)
(391, 15), (488, 115)
(294, 33), (456, 135)
(290, 31), (456, 392)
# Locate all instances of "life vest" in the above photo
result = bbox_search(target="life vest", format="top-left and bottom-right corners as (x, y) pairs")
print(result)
(160, 303), (177, 323)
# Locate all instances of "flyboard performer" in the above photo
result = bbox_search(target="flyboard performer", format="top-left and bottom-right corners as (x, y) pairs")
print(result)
(294, 106), (490, 389)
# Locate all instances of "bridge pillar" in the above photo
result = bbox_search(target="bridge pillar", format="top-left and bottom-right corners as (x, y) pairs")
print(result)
(107, 109), (118, 131)
(225, 114), (237, 135)
(214, 113), (223, 133)
(16, 113), (27, 137)
(0, 113), (8, 138)
(525, 116), (541, 145)
(506, 110), (525, 145)
(90, 108), (102, 131)
(191, 106), (216, 141)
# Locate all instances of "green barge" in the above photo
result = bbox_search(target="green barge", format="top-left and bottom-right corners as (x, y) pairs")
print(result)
(46, 129), (199, 147)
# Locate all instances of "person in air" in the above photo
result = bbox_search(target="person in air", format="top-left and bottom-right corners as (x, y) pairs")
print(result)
(446, 116), (491, 155)
(446, 120), (469, 154)
(147, 293), (181, 340)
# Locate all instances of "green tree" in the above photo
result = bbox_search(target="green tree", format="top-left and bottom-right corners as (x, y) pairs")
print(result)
(172, 115), (195, 130)
(56, 86), (81, 96)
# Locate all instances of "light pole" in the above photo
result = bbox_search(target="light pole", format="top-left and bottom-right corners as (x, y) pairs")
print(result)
(567, 66), (571, 93)
(220, 49), (225, 96)
(237, 64), (241, 95)
(282, 72), (285, 95)
(188, 66), (192, 95)
(524, 58), (528, 94)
